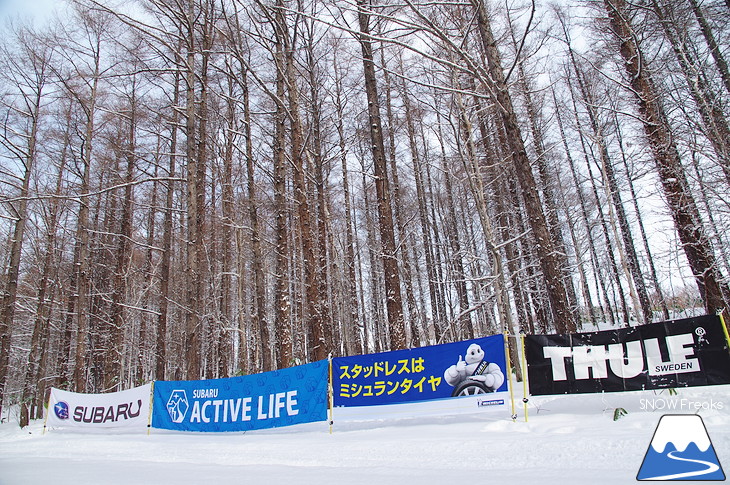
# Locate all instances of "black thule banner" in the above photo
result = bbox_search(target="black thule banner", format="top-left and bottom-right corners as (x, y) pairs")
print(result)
(525, 315), (730, 395)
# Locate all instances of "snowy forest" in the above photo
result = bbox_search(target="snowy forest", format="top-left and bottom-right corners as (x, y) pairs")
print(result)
(0, 0), (729, 426)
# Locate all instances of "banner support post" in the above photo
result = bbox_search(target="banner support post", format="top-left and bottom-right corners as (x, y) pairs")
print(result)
(328, 354), (334, 434)
(147, 381), (155, 436)
(719, 310), (730, 356)
(520, 333), (529, 423)
(504, 332), (517, 422)
(42, 390), (51, 435)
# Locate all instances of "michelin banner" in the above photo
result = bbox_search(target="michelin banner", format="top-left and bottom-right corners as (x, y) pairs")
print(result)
(332, 335), (508, 408)
(525, 315), (730, 395)
(151, 360), (328, 432)
(46, 384), (151, 429)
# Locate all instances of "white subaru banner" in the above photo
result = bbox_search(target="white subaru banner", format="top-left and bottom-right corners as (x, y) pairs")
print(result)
(46, 384), (151, 430)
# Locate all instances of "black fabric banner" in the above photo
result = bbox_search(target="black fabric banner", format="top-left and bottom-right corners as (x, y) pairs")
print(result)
(525, 315), (730, 395)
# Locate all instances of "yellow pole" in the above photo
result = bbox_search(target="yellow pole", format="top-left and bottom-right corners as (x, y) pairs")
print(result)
(147, 381), (155, 436)
(520, 334), (529, 423)
(42, 389), (52, 435)
(328, 355), (334, 434)
(719, 310), (730, 355)
(504, 332), (516, 422)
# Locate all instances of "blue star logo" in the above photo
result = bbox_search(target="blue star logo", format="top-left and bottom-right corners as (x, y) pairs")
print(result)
(54, 401), (69, 420)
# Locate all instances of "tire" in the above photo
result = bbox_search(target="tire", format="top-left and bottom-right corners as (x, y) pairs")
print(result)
(451, 379), (491, 397)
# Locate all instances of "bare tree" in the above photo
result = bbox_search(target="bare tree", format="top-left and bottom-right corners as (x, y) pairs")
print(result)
(52, 8), (111, 392)
(356, 0), (407, 350)
(602, 0), (730, 313)
(0, 26), (52, 421)
(469, 0), (575, 333)
(686, 0), (730, 96)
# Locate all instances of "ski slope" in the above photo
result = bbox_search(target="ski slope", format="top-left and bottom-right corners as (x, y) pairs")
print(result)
(1, 384), (728, 484)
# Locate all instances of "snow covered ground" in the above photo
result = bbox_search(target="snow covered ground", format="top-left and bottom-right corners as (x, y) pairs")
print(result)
(1, 384), (729, 484)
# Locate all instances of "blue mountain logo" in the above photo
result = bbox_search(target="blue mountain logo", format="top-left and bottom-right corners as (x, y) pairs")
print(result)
(166, 390), (189, 424)
(637, 414), (725, 481)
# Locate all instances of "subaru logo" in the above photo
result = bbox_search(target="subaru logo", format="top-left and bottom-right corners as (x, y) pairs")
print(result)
(54, 401), (69, 420)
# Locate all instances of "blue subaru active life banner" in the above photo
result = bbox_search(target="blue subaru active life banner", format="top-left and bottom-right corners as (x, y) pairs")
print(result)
(152, 360), (328, 432)
(332, 335), (508, 407)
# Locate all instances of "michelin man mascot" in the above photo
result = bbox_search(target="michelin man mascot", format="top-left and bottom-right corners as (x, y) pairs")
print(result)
(443, 343), (505, 396)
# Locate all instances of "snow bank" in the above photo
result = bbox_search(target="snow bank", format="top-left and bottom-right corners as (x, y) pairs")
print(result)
(1, 385), (729, 484)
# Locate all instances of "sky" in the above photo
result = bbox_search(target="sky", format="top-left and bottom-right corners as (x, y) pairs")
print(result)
(0, 0), (62, 26)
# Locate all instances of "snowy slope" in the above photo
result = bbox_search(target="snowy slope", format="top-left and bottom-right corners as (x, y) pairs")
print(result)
(1, 385), (729, 485)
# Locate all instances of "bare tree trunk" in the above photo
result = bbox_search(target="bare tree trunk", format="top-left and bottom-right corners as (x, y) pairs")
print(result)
(360, 153), (385, 352)
(58, 105), (76, 388)
(420, 139), (449, 338)
(470, 0), (575, 333)
(565, 71), (630, 325)
(236, 227), (251, 374)
(239, 65), (269, 373)
(357, 0), (407, 350)
(582, 119), (631, 325)
(304, 21), (335, 358)
(398, 76), (437, 346)
(184, 0), (201, 380)
(199, 3), (214, 377)
(21, 149), (64, 426)
(272, 9), (291, 369)
(434, 107), (470, 343)
(688, 146), (730, 285)
(333, 50), (361, 355)
(604, 0), (730, 313)
(651, 0), (730, 186)
(219, 67), (236, 378)
(687, 0), (730, 96)
(571, 59), (652, 324)
(72, 47), (100, 392)
(155, 64), (180, 382)
(221, 6), (268, 373)
(4, 57), (45, 423)
(451, 78), (512, 338)
(548, 87), (599, 328)
(509, 18), (580, 325)
(88, 143), (115, 391)
(475, 111), (522, 379)
(279, 5), (325, 364)
(105, 78), (137, 391)
(138, 152), (159, 384)
(554, 163), (598, 328)
(380, 49), (421, 348)
(506, 172), (551, 334)
(612, 106), (670, 320)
